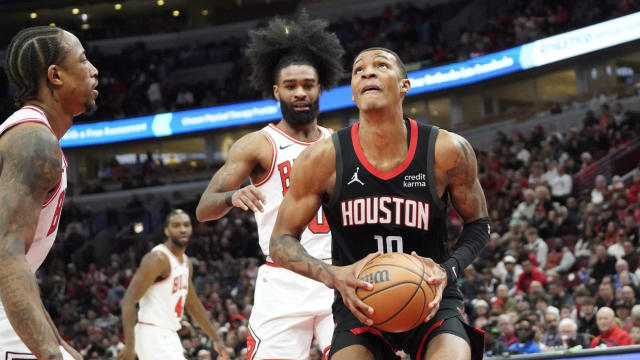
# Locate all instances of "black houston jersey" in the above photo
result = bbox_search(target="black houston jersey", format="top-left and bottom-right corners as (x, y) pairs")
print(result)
(322, 119), (462, 299)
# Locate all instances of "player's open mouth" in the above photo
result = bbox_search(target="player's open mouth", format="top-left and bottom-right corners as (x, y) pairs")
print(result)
(361, 85), (381, 94)
(293, 102), (310, 111)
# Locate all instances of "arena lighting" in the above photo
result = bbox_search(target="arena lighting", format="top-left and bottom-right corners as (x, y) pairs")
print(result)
(49, 22), (55, 27)
(201, 9), (208, 16)
(29, 12), (37, 19)
(157, 0), (164, 6)
(59, 11), (640, 148)
(172, 10), (179, 16)
(114, 3), (122, 10)
(81, 23), (90, 30)
(80, 13), (88, 22)
(71, 8), (79, 14)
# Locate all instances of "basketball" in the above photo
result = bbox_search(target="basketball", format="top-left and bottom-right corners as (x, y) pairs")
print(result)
(356, 252), (435, 333)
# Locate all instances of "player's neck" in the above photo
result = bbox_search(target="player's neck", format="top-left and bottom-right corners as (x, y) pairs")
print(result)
(276, 119), (320, 141)
(164, 241), (186, 260)
(25, 99), (72, 140)
(357, 108), (407, 162)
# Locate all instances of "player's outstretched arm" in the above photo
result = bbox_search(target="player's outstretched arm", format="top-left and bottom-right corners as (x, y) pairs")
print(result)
(118, 252), (170, 360)
(269, 139), (377, 325)
(0, 124), (64, 360)
(196, 133), (267, 222)
(416, 130), (490, 322)
(185, 260), (228, 359)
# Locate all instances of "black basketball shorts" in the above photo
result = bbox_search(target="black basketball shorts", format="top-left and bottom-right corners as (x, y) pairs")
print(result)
(328, 297), (484, 360)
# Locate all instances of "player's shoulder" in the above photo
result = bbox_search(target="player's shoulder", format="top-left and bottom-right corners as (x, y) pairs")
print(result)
(228, 129), (272, 156)
(0, 121), (61, 174)
(434, 129), (475, 169)
(141, 248), (171, 270)
(298, 137), (335, 165)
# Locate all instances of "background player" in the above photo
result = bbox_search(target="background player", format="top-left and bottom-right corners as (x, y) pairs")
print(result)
(118, 210), (227, 360)
(0, 26), (99, 360)
(195, 11), (344, 360)
(269, 47), (489, 360)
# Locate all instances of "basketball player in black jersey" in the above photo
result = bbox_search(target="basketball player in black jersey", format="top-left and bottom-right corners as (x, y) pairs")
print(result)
(269, 47), (489, 360)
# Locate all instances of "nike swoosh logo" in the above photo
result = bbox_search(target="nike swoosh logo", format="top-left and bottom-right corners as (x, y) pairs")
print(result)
(279, 143), (294, 150)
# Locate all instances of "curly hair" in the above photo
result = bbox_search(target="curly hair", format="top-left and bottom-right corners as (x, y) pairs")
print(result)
(246, 10), (345, 98)
(5, 26), (68, 106)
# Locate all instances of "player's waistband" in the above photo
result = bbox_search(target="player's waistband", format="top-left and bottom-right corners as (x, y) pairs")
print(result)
(137, 321), (157, 327)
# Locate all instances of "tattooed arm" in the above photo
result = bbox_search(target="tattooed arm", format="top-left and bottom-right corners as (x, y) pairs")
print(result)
(196, 132), (269, 222)
(270, 139), (377, 325)
(0, 123), (64, 359)
(416, 130), (490, 322)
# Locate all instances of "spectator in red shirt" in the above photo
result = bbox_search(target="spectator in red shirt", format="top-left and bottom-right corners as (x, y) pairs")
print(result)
(517, 257), (547, 293)
(627, 172), (640, 204)
(590, 307), (634, 348)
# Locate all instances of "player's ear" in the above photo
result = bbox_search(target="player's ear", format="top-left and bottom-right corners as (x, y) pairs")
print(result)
(164, 227), (169, 238)
(273, 84), (280, 101)
(48, 64), (63, 87)
(399, 78), (410, 96)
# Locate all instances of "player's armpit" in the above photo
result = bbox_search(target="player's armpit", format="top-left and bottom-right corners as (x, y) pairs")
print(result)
(122, 251), (171, 305)
(196, 132), (268, 221)
(269, 139), (336, 287)
(436, 131), (488, 222)
(0, 124), (63, 359)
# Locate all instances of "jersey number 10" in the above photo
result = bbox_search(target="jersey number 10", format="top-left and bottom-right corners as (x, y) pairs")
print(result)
(375, 235), (403, 253)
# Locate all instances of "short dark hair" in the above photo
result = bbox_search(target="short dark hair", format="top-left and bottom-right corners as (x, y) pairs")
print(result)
(246, 10), (345, 98)
(5, 26), (69, 106)
(165, 209), (189, 225)
(354, 47), (408, 79)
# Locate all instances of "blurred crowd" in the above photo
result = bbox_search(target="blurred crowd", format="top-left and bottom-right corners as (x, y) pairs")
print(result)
(32, 91), (640, 360)
(2, 0), (639, 124)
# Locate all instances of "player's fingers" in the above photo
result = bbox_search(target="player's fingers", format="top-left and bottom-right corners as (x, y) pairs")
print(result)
(247, 195), (264, 212)
(346, 298), (374, 325)
(427, 274), (446, 285)
(346, 276), (373, 291)
(424, 304), (440, 323)
(249, 186), (267, 204)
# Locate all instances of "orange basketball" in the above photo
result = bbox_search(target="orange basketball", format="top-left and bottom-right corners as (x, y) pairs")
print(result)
(356, 252), (435, 333)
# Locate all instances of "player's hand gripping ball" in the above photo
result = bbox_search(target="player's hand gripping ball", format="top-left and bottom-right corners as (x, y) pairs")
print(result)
(356, 252), (436, 332)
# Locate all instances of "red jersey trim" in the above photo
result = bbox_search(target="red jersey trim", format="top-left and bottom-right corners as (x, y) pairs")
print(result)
(137, 321), (157, 327)
(41, 178), (63, 208)
(322, 345), (331, 360)
(21, 105), (47, 119)
(254, 130), (277, 187)
(350, 327), (397, 353)
(267, 123), (324, 145)
(265, 262), (280, 268)
(415, 319), (445, 359)
(160, 244), (186, 265)
(351, 119), (418, 180)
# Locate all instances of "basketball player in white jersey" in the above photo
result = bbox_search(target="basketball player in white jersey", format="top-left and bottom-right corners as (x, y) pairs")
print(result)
(196, 12), (345, 360)
(0, 26), (99, 360)
(119, 210), (227, 360)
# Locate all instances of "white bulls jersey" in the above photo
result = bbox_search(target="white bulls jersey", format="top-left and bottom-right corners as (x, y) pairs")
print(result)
(0, 105), (67, 343)
(252, 124), (332, 260)
(138, 244), (190, 331)
(0, 105), (67, 273)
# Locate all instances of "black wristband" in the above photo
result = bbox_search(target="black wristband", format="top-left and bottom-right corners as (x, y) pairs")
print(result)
(224, 190), (236, 207)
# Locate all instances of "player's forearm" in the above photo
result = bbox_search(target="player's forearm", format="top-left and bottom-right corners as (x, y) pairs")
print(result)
(440, 217), (490, 284)
(42, 304), (63, 343)
(186, 300), (220, 343)
(270, 234), (335, 288)
(0, 255), (62, 359)
(195, 190), (236, 222)
(120, 299), (138, 349)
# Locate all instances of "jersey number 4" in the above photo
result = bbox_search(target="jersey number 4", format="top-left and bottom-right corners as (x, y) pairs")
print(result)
(175, 296), (183, 318)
